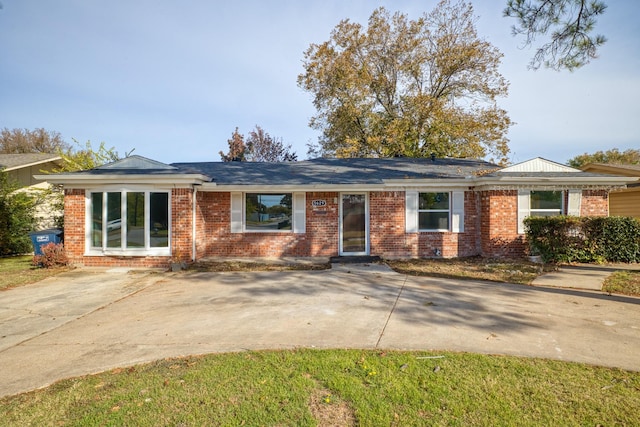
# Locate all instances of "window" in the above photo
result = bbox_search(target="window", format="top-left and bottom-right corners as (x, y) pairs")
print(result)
(245, 193), (292, 231)
(406, 191), (464, 233)
(529, 191), (563, 217)
(89, 190), (170, 254)
(517, 189), (582, 234)
(419, 192), (450, 231)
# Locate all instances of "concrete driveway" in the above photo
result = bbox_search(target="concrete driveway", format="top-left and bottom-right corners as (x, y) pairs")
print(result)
(1, 264), (639, 398)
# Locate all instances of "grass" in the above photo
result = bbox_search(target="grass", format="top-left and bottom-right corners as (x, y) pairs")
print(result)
(386, 257), (556, 285)
(603, 270), (640, 296)
(0, 255), (69, 290)
(2, 349), (639, 426)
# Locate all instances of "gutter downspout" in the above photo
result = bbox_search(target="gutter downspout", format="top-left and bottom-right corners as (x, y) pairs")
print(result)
(191, 184), (198, 262)
(192, 185), (198, 263)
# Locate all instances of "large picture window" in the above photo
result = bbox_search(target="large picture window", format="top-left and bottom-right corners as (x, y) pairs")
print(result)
(89, 190), (169, 254)
(245, 193), (292, 231)
(419, 192), (450, 231)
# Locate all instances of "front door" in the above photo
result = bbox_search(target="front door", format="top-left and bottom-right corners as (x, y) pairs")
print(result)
(340, 193), (368, 255)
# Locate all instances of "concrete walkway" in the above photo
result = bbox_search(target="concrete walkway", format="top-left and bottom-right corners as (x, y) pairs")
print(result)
(1, 263), (639, 398)
(531, 263), (640, 290)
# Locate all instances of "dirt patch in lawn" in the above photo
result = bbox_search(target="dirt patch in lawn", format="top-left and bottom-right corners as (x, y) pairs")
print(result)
(386, 256), (556, 285)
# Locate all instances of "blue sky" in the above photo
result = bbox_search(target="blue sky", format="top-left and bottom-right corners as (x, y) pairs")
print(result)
(1, 1), (638, 165)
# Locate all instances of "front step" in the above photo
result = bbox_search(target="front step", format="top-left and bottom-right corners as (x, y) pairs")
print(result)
(329, 255), (382, 264)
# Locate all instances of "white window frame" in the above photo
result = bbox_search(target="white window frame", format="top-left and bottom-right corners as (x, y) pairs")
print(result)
(418, 192), (451, 232)
(230, 191), (306, 234)
(406, 190), (464, 233)
(85, 188), (171, 256)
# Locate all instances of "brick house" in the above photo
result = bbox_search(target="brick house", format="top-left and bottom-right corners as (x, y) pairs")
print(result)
(39, 155), (635, 268)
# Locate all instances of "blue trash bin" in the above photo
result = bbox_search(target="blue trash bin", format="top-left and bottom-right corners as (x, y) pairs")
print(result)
(29, 229), (64, 256)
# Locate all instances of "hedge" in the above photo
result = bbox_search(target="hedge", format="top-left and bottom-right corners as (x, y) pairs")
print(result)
(524, 216), (640, 264)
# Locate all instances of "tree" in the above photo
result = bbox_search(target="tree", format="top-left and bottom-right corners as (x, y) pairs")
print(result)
(0, 171), (38, 255)
(504, 0), (607, 71)
(246, 126), (297, 162)
(298, 1), (512, 163)
(45, 140), (123, 228)
(220, 126), (297, 162)
(219, 128), (247, 162)
(0, 128), (71, 154)
(52, 139), (121, 173)
(567, 148), (640, 168)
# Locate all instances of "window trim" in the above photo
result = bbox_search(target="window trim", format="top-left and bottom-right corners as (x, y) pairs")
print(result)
(85, 188), (171, 256)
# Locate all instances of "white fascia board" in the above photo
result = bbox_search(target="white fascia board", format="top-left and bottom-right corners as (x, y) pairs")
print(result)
(474, 176), (636, 188)
(33, 173), (210, 187)
(200, 183), (387, 192)
(201, 180), (474, 193)
(383, 179), (472, 189)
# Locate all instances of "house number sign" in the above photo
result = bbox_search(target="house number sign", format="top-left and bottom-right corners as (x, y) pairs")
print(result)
(312, 199), (326, 207)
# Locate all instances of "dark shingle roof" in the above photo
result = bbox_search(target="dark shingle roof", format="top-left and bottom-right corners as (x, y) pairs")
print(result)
(171, 157), (499, 185)
(0, 153), (61, 170)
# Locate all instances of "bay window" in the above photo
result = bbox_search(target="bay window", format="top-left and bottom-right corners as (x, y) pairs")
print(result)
(88, 190), (170, 255)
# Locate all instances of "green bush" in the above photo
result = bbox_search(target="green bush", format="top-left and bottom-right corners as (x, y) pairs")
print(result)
(525, 216), (640, 264)
(0, 171), (38, 256)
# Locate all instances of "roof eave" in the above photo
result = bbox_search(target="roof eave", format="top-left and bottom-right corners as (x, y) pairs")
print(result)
(475, 176), (637, 188)
(3, 156), (63, 172)
(33, 173), (211, 186)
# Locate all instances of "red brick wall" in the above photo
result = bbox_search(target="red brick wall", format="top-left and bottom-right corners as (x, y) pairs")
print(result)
(369, 191), (481, 258)
(171, 188), (193, 261)
(479, 190), (526, 258)
(196, 192), (339, 257)
(581, 190), (609, 216)
(63, 189), (85, 265)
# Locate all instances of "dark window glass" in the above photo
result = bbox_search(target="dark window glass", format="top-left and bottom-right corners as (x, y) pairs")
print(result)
(126, 192), (145, 248)
(91, 193), (103, 247)
(150, 192), (169, 247)
(530, 191), (562, 210)
(418, 192), (450, 230)
(419, 192), (449, 210)
(419, 212), (449, 230)
(106, 192), (122, 248)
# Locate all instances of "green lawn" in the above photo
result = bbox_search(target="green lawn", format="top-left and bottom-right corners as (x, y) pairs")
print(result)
(2, 349), (638, 426)
(0, 255), (68, 290)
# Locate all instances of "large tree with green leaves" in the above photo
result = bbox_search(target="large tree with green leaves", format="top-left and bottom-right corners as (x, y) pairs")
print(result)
(567, 148), (640, 168)
(298, 1), (512, 163)
(504, 0), (607, 71)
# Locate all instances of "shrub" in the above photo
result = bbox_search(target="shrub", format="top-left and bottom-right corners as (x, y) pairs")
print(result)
(0, 171), (38, 255)
(525, 216), (640, 264)
(33, 243), (68, 268)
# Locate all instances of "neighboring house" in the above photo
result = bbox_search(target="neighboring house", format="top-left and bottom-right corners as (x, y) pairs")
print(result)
(39, 155), (635, 268)
(580, 163), (640, 218)
(0, 153), (63, 229)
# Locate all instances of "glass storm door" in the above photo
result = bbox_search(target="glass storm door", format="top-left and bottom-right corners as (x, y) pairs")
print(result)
(340, 193), (368, 255)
